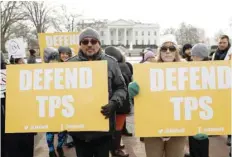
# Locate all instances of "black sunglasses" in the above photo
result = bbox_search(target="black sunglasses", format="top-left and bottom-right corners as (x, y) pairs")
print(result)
(160, 46), (176, 52)
(81, 39), (98, 45)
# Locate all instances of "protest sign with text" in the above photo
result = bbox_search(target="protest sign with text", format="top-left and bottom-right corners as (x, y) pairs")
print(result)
(134, 61), (231, 137)
(6, 61), (108, 133)
(6, 38), (26, 59)
(38, 32), (79, 62)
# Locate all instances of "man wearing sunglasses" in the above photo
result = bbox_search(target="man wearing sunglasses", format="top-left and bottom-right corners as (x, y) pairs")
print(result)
(68, 27), (127, 157)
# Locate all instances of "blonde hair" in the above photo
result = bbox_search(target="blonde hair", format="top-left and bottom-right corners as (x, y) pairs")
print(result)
(156, 42), (181, 62)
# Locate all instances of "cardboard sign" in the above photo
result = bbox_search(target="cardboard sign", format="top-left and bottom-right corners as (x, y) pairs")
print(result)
(133, 61), (231, 137)
(6, 38), (26, 59)
(6, 61), (109, 133)
(38, 32), (79, 62)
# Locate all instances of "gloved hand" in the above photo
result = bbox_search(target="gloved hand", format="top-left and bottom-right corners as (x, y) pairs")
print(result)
(101, 101), (117, 119)
(128, 81), (140, 98)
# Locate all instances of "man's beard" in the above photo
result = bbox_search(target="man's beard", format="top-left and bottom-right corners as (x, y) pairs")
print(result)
(85, 51), (95, 57)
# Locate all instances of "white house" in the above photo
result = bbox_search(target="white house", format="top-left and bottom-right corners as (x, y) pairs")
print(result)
(97, 19), (160, 46)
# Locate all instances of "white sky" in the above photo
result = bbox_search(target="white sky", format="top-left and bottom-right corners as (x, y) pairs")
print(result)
(47, 0), (232, 37)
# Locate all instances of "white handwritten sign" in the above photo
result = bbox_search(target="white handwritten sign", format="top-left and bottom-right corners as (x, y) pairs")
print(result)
(6, 38), (26, 59)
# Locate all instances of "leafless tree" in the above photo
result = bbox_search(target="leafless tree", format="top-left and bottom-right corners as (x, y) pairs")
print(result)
(175, 22), (203, 45)
(214, 30), (225, 42)
(1, 1), (26, 53)
(59, 5), (82, 32)
(22, 1), (54, 34)
(163, 27), (176, 35)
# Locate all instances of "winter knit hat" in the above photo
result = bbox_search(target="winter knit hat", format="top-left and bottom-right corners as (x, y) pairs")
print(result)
(160, 34), (178, 46)
(191, 43), (209, 58)
(79, 27), (101, 45)
(44, 47), (58, 63)
(58, 46), (72, 57)
(182, 44), (192, 53)
(47, 52), (60, 63)
(144, 51), (155, 61)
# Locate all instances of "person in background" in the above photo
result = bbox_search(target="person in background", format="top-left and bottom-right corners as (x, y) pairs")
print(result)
(46, 51), (60, 63)
(212, 35), (231, 61)
(44, 47), (58, 63)
(9, 56), (25, 64)
(51, 46), (75, 149)
(211, 35), (232, 149)
(128, 36), (186, 157)
(44, 48), (67, 157)
(4, 56), (35, 157)
(209, 45), (218, 60)
(122, 61), (134, 137)
(58, 46), (72, 62)
(105, 46), (131, 157)
(182, 44), (192, 61)
(1, 53), (7, 157)
(27, 49), (37, 64)
(188, 43), (210, 157)
(143, 50), (156, 62)
(139, 47), (153, 63)
(122, 64), (133, 138)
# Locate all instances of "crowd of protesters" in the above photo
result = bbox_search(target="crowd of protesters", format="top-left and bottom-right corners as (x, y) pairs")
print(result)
(1, 27), (231, 157)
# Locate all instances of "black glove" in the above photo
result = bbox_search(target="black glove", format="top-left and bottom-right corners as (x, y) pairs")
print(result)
(101, 101), (117, 119)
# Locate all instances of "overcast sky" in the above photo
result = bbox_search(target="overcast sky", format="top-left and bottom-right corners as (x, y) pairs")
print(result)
(47, 0), (232, 37)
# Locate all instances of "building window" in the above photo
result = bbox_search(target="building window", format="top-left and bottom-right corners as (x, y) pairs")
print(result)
(111, 31), (113, 36)
(127, 40), (129, 45)
(142, 40), (144, 45)
(148, 31), (150, 36)
(111, 40), (114, 45)
(101, 31), (104, 36)
(154, 40), (156, 44)
(154, 31), (157, 36)
(148, 40), (150, 45)
(119, 31), (121, 36)
(127, 31), (129, 36)
(135, 31), (138, 36)
(136, 40), (138, 45)
(101, 40), (104, 45)
(142, 31), (144, 36)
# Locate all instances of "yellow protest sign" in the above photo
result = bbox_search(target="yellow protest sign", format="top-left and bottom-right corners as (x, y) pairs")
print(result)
(134, 61), (231, 137)
(6, 61), (109, 133)
(38, 32), (79, 62)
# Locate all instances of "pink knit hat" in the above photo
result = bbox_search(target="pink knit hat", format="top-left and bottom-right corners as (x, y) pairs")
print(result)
(144, 51), (155, 61)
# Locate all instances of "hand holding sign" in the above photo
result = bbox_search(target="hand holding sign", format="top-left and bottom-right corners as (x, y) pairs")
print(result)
(101, 101), (117, 119)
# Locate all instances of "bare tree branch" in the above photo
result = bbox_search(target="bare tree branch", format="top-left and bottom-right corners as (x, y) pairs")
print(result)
(1, 1), (26, 53)
(22, 1), (53, 33)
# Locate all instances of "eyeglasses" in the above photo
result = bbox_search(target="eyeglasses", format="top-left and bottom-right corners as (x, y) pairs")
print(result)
(81, 39), (98, 45)
(160, 46), (176, 52)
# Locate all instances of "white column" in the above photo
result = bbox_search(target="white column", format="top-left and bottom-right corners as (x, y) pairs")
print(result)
(107, 28), (110, 45)
(131, 29), (134, 45)
(124, 28), (127, 46)
(115, 28), (118, 45)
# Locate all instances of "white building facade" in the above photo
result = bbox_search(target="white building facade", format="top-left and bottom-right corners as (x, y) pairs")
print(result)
(98, 19), (160, 46)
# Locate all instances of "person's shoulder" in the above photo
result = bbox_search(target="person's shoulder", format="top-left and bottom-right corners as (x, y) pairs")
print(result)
(66, 55), (79, 62)
(103, 54), (117, 63)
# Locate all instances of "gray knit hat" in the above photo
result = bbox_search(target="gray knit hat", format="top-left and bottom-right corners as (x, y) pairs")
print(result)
(191, 43), (209, 58)
(79, 27), (101, 45)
